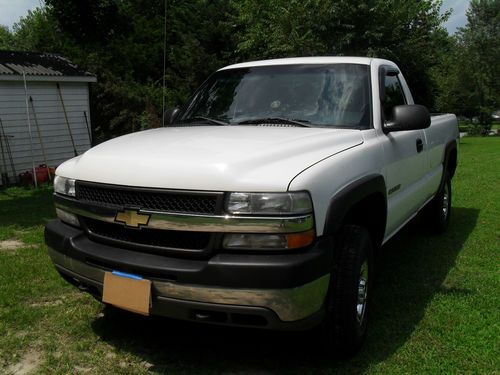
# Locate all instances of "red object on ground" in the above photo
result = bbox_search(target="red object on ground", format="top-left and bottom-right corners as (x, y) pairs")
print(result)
(18, 165), (52, 185)
(19, 171), (33, 185)
(35, 165), (49, 184)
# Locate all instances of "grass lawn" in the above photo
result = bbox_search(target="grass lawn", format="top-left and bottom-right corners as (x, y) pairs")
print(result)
(458, 121), (500, 133)
(0, 137), (499, 374)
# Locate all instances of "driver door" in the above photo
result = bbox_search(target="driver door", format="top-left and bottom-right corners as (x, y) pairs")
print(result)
(380, 72), (428, 237)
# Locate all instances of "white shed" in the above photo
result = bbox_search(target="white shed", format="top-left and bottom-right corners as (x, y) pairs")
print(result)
(0, 50), (96, 185)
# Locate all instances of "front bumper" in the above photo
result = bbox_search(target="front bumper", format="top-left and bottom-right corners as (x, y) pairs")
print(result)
(45, 219), (333, 330)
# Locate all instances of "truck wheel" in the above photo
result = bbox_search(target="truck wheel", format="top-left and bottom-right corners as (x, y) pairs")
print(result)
(424, 172), (452, 233)
(320, 225), (374, 356)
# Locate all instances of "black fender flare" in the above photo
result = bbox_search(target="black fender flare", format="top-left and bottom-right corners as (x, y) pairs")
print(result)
(437, 140), (458, 194)
(443, 139), (457, 178)
(323, 174), (387, 237)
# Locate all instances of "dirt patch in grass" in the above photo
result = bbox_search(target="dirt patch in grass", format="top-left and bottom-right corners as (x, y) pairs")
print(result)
(5, 349), (42, 375)
(0, 240), (25, 251)
(29, 299), (64, 308)
(74, 366), (94, 373)
(29, 293), (85, 308)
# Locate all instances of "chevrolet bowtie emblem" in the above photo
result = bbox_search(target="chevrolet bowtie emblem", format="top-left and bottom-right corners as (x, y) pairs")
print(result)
(114, 209), (150, 228)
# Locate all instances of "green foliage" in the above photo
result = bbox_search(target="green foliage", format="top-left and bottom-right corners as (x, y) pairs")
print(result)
(461, 0), (500, 130)
(0, 1), (237, 142)
(10, 8), (66, 52)
(434, 0), (499, 132)
(3, 0), (488, 140)
(45, 0), (238, 142)
(0, 8), (69, 53)
(0, 25), (14, 49)
(233, 0), (451, 108)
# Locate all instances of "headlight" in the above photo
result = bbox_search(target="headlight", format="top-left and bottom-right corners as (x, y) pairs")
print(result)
(54, 176), (76, 197)
(54, 176), (78, 226)
(225, 191), (315, 250)
(226, 192), (312, 215)
(56, 208), (80, 227)
(223, 230), (315, 250)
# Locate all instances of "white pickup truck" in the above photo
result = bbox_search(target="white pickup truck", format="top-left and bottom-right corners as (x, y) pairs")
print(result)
(45, 57), (458, 354)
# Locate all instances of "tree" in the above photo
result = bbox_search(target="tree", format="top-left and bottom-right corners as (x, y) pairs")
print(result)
(460, 0), (499, 130)
(32, 0), (237, 141)
(0, 0), (459, 140)
(0, 25), (14, 49)
(432, 37), (476, 119)
(232, 0), (451, 108)
(434, 0), (499, 133)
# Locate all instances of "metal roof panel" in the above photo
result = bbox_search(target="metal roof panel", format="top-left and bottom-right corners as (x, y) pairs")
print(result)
(0, 51), (95, 79)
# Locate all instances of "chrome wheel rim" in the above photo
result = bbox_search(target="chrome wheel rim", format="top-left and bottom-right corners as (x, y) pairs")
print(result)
(442, 183), (450, 219)
(356, 260), (369, 323)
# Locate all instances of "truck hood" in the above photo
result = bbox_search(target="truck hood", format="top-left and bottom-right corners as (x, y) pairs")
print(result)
(57, 126), (363, 192)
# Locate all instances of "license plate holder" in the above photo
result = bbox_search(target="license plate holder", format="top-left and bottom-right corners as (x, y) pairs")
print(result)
(102, 271), (151, 316)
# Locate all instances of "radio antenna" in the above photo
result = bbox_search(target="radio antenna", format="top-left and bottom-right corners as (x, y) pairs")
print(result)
(161, 0), (167, 126)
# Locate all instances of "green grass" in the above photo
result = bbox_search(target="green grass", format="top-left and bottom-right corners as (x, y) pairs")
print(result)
(0, 137), (499, 374)
(459, 121), (500, 133)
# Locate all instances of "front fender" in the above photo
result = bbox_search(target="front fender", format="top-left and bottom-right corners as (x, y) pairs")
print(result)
(323, 174), (387, 236)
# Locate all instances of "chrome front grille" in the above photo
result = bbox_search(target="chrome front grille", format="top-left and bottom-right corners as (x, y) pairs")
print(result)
(55, 183), (314, 256)
(75, 181), (221, 214)
(83, 217), (212, 253)
(71, 182), (223, 256)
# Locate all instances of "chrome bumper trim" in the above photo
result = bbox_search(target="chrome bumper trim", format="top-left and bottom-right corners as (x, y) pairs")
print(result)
(48, 248), (329, 321)
(55, 198), (314, 234)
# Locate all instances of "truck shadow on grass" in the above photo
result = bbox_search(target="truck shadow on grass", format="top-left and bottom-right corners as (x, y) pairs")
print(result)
(91, 206), (479, 374)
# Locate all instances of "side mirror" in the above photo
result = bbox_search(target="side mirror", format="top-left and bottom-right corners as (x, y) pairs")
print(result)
(384, 104), (431, 133)
(163, 107), (180, 125)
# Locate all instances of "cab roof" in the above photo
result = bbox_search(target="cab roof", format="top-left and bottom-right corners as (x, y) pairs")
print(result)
(219, 56), (376, 71)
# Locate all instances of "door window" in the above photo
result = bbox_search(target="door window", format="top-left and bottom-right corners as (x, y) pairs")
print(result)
(383, 75), (406, 122)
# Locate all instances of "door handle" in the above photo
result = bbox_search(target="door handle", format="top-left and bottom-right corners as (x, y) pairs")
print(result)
(416, 138), (423, 153)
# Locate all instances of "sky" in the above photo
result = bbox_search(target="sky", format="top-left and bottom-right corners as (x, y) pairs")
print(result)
(0, 0), (471, 34)
(441, 0), (471, 33)
(0, 0), (42, 30)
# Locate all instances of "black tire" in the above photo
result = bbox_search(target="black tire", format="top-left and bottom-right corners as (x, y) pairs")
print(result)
(320, 225), (374, 356)
(423, 172), (452, 233)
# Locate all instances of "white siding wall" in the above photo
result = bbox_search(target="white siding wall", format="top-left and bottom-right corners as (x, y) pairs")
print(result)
(0, 80), (92, 184)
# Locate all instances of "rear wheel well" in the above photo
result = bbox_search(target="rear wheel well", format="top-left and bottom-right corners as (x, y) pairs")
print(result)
(341, 193), (386, 249)
(447, 148), (457, 178)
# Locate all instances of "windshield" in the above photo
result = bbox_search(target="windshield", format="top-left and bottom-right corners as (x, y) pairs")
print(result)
(176, 64), (371, 128)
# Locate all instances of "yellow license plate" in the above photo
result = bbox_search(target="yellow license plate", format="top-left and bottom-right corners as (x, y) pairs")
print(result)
(102, 271), (151, 316)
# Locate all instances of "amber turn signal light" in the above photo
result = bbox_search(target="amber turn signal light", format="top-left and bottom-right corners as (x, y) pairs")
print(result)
(286, 230), (315, 249)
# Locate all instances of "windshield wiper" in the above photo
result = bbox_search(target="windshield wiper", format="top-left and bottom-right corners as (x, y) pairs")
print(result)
(236, 117), (312, 127)
(179, 116), (229, 126)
